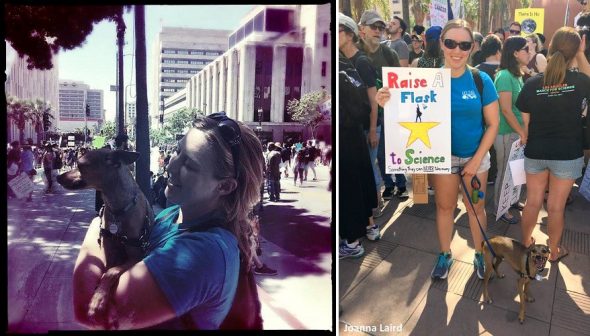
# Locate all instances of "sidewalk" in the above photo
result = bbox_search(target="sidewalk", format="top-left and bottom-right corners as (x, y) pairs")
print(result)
(339, 175), (590, 335)
(7, 165), (332, 332)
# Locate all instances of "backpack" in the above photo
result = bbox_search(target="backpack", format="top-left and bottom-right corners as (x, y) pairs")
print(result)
(339, 54), (371, 129)
(470, 66), (485, 128)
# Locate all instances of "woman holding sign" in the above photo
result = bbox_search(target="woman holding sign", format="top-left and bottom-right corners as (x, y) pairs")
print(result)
(376, 19), (499, 281)
(515, 27), (590, 263)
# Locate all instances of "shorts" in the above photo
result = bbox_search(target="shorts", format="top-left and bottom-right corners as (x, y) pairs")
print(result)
(524, 157), (584, 180)
(450, 152), (491, 174)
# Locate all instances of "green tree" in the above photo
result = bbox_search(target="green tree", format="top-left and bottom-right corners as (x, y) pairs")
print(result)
(163, 107), (204, 138)
(7, 96), (35, 144)
(286, 90), (331, 140)
(149, 127), (173, 148)
(99, 120), (117, 140)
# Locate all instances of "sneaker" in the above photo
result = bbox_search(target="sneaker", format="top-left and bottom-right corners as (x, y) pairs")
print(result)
(395, 187), (409, 199)
(339, 241), (364, 259)
(431, 252), (453, 279)
(366, 224), (381, 241)
(372, 207), (383, 218)
(254, 264), (278, 276)
(382, 187), (394, 200)
(474, 252), (485, 280)
(427, 187), (435, 196)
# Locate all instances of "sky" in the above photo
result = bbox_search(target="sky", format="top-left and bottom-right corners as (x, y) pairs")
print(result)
(54, 5), (256, 122)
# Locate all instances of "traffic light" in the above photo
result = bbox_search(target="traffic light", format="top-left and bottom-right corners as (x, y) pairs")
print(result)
(86, 104), (90, 117)
(43, 113), (50, 132)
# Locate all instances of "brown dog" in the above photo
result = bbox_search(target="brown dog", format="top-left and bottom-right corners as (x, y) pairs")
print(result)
(481, 236), (550, 323)
(57, 148), (154, 329)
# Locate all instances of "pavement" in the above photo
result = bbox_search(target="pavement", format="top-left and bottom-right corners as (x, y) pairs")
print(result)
(339, 175), (590, 335)
(7, 163), (332, 332)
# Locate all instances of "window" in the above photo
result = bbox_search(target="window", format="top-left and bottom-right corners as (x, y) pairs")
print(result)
(321, 61), (327, 77)
(323, 33), (328, 47)
(190, 50), (204, 55)
(265, 8), (293, 32)
(254, 11), (264, 32)
(163, 49), (176, 54)
(177, 50), (188, 55)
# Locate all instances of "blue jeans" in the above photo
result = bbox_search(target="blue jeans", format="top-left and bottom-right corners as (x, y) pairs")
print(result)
(365, 126), (382, 189)
(267, 179), (281, 200)
(377, 124), (406, 190)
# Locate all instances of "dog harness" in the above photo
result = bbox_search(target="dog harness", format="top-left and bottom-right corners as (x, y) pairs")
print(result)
(518, 254), (536, 280)
(98, 192), (154, 255)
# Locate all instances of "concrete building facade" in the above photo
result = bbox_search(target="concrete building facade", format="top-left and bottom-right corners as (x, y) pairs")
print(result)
(58, 80), (104, 134)
(180, 4), (331, 145)
(150, 27), (231, 127)
(5, 43), (60, 144)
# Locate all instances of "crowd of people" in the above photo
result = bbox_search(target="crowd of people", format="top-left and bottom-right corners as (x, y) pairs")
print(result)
(339, 10), (590, 283)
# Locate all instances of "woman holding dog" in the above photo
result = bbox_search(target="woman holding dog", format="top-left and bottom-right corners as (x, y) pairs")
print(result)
(376, 19), (499, 281)
(73, 112), (264, 329)
(516, 27), (590, 263)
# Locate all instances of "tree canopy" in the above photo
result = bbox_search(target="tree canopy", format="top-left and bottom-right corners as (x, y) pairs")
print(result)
(287, 90), (331, 140)
(4, 5), (130, 70)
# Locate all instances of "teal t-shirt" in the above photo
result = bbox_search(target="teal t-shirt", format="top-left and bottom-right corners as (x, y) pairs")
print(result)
(143, 205), (239, 329)
(494, 69), (524, 135)
(451, 67), (499, 157)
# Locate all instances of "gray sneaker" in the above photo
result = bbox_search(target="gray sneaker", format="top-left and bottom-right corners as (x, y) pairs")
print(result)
(339, 241), (364, 259)
(431, 252), (453, 279)
(474, 252), (485, 280)
(366, 224), (381, 241)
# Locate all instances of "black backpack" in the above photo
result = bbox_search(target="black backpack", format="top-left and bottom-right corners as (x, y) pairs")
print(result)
(339, 54), (371, 129)
(470, 66), (485, 128)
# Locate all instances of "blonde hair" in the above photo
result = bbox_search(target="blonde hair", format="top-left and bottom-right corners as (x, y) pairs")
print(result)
(544, 27), (580, 86)
(526, 33), (542, 53)
(441, 19), (474, 43)
(192, 116), (264, 270)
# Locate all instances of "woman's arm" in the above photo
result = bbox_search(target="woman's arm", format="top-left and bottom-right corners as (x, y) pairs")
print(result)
(73, 218), (176, 329)
(498, 91), (526, 141)
(521, 112), (530, 145)
(463, 101), (500, 177)
(535, 53), (547, 73)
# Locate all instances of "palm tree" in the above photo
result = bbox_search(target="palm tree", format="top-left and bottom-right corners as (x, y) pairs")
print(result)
(29, 99), (53, 143)
(7, 96), (34, 144)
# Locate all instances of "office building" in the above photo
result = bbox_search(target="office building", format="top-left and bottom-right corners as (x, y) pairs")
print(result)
(58, 80), (104, 134)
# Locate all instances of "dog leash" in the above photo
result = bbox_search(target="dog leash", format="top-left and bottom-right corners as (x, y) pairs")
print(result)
(456, 167), (497, 259)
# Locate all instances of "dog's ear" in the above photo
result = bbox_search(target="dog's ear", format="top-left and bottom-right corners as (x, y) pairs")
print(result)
(109, 150), (140, 166)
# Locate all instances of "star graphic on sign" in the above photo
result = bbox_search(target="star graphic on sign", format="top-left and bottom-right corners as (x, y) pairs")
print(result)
(399, 122), (440, 149)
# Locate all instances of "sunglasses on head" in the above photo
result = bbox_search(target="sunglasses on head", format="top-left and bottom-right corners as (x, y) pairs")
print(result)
(443, 39), (473, 51)
(509, 29), (521, 34)
(207, 112), (241, 179)
(368, 23), (386, 32)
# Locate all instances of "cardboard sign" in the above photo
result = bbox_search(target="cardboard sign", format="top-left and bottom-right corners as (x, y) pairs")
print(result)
(8, 172), (35, 199)
(515, 8), (544, 35)
(430, 0), (449, 28)
(496, 140), (525, 221)
(412, 174), (429, 204)
(382, 67), (452, 174)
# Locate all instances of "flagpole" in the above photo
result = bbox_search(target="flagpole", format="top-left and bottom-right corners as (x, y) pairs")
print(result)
(565, 0), (570, 26)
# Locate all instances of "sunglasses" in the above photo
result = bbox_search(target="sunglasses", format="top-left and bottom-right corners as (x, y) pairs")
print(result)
(368, 23), (386, 32)
(520, 46), (529, 53)
(509, 29), (521, 34)
(443, 39), (473, 51)
(207, 112), (241, 179)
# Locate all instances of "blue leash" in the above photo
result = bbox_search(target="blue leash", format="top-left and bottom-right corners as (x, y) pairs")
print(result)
(456, 168), (497, 259)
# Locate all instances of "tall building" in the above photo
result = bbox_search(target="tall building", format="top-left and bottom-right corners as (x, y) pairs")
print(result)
(58, 80), (104, 134)
(150, 27), (231, 127)
(180, 4), (331, 144)
(5, 43), (60, 144)
(126, 101), (137, 139)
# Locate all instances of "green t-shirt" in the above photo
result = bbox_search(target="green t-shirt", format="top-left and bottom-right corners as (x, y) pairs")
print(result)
(494, 69), (524, 135)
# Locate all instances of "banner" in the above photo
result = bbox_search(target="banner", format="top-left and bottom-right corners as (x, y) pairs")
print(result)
(92, 136), (106, 149)
(382, 67), (452, 174)
(496, 140), (525, 221)
(8, 172), (35, 199)
(430, 0), (449, 28)
(515, 8), (545, 35)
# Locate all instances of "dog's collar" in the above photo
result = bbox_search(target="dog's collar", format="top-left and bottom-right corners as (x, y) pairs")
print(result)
(520, 254), (536, 280)
(107, 192), (138, 217)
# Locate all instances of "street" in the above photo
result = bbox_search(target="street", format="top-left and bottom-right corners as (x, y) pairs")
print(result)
(7, 162), (333, 332)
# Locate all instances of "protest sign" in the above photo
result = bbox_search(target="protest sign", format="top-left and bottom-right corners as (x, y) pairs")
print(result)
(430, 0), (448, 28)
(382, 67), (451, 174)
(92, 136), (106, 149)
(8, 172), (35, 199)
(515, 8), (544, 35)
(496, 140), (525, 221)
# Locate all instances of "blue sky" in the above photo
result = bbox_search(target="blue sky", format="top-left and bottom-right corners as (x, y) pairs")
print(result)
(56, 5), (255, 122)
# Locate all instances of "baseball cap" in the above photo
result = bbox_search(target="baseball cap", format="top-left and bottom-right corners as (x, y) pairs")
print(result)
(411, 34), (423, 42)
(425, 26), (442, 41)
(359, 10), (386, 26)
(338, 12), (358, 37)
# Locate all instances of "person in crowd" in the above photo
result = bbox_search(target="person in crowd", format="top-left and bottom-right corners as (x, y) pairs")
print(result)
(20, 145), (36, 202)
(536, 33), (548, 57)
(516, 27), (590, 263)
(293, 149), (306, 187)
(522, 33), (548, 81)
(493, 28), (506, 43)
(476, 34), (503, 186)
(576, 12), (590, 169)
(8, 141), (21, 165)
(42, 144), (55, 193)
(279, 142), (291, 178)
(73, 112), (264, 329)
(416, 26), (444, 68)
(470, 32), (485, 66)
(339, 53), (378, 258)
(409, 34), (424, 66)
(382, 15), (410, 67)
(507, 21), (522, 37)
(265, 142), (282, 202)
(249, 214), (278, 276)
(493, 36), (530, 224)
(412, 24), (425, 38)
(7, 142), (21, 199)
(304, 141), (318, 181)
(358, 10), (407, 207)
(376, 19), (500, 280)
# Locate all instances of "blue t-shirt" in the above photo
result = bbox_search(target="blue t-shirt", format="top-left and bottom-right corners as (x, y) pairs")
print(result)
(450, 68), (498, 157)
(143, 205), (239, 329)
